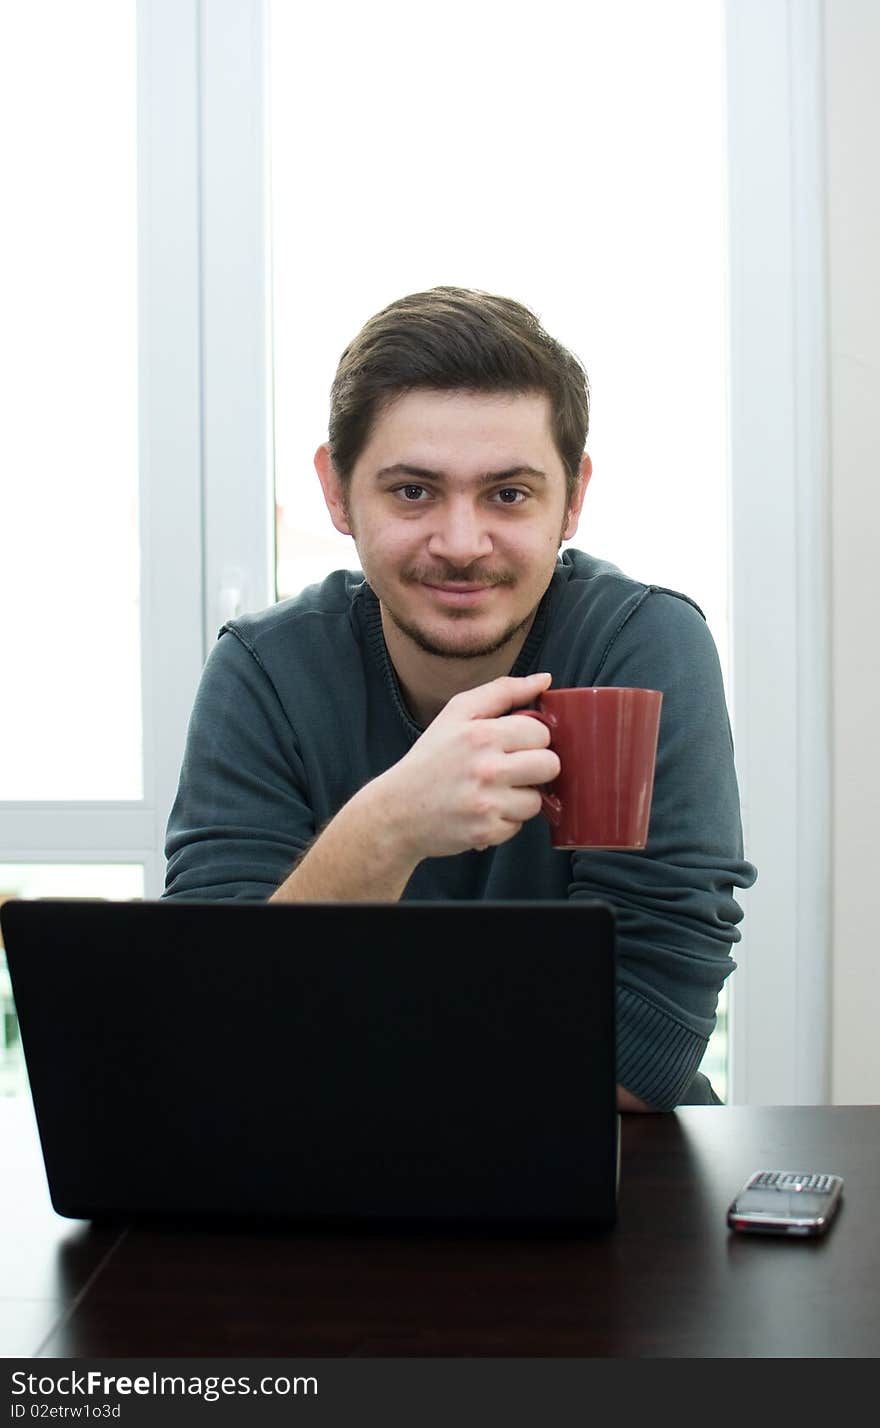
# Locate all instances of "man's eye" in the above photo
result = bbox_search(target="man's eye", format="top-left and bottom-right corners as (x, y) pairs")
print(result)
(495, 488), (526, 505)
(397, 484), (428, 502)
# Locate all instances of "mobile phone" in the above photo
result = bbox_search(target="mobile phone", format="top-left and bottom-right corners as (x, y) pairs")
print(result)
(727, 1170), (844, 1237)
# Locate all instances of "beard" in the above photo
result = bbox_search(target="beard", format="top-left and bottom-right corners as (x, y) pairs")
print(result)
(383, 599), (538, 661)
(378, 559), (534, 660)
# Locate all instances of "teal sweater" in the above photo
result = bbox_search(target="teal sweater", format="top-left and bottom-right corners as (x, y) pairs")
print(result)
(164, 549), (757, 1109)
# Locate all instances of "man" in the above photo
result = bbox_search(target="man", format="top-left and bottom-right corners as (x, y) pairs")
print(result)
(164, 285), (757, 1111)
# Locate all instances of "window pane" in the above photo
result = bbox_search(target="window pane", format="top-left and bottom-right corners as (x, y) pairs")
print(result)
(0, 2), (140, 800)
(0, 863), (144, 1097)
(269, 0), (731, 1093)
(700, 985), (729, 1103)
(270, 0), (728, 664)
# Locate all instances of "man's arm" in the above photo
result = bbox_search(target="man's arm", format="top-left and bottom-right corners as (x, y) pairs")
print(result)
(166, 627), (560, 903)
(266, 673), (653, 1113)
(566, 588), (757, 1111)
(272, 769), (655, 1114)
(270, 671), (560, 901)
(268, 777), (418, 904)
(164, 632), (664, 1111)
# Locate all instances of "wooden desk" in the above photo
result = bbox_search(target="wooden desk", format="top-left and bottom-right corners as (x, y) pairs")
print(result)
(2, 1097), (878, 1358)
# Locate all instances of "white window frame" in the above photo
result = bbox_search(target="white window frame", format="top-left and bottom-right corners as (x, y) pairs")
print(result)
(2, 0), (830, 1103)
(0, 0), (208, 901)
(725, 0), (830, 1104)
(174, 0), (835, 1104)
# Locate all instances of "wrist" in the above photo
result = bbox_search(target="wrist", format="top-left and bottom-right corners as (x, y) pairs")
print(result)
(353, 770), (424, 879)
(270, 774), (421, 904)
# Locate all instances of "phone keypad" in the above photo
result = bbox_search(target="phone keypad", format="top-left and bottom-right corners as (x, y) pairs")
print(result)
(751, 1171), (835, 1192)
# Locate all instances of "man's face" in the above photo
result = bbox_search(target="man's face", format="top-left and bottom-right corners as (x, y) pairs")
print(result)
(316, 389), (590, 663)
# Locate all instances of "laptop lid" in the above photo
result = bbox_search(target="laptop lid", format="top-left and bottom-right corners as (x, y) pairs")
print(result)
(1, 898), (618, 1228)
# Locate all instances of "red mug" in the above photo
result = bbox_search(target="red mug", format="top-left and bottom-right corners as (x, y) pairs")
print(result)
(520, 687), (663, 849)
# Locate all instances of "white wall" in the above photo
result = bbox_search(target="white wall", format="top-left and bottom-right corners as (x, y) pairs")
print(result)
(824, 0), (880, 1101)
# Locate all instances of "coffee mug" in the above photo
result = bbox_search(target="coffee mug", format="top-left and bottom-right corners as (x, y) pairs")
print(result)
(519, 686), (663, 849)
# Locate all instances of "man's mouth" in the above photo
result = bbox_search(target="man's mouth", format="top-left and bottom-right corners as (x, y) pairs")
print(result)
(426, 581), (490, 593)
(421, 581), (498, 607)
(399, 565), (515, 610)
(414, 574), (505, 608)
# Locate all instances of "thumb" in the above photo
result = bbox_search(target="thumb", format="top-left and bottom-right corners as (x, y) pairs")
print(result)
(454, 672), (553, 720)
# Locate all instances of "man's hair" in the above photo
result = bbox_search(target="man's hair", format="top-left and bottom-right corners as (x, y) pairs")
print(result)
(327, 286), (590, 504)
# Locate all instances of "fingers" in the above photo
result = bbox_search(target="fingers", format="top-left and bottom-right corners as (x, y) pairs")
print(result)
(494, 712), (553, 753)
(502, 787), (546, 822)
(502, 748), (561, 787)
(450, 671), (552, 720)
(473, 788), (546, 849)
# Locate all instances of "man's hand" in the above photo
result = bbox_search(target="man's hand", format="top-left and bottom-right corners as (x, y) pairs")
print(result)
(270, 672), (558, 904)
(379, 672), (561, 862)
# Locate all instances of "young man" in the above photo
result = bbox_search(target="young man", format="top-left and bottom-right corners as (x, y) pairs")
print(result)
(163, 286), (757, 1111)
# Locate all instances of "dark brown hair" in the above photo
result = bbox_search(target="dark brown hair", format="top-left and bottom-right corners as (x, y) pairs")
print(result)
(327, 286), (590, 504)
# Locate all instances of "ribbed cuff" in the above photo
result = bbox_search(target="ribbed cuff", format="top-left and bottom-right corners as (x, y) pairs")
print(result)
(617, 987), (709, 1111)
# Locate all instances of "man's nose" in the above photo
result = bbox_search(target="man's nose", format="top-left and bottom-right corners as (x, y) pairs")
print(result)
(426, 500), (493, 565)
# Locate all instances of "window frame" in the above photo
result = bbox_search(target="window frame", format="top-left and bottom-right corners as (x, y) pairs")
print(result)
(724, 0), (830, 1104)
(2, 0), (830, 1104)
(173, 0), (836, 1104)
(0, 0), (207, 900)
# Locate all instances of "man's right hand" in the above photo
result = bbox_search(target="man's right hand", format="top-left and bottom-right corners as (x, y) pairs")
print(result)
(378, 672), (561, 861)
(270, 671), (559, 904)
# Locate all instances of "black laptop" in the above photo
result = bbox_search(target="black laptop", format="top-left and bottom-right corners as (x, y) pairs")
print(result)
(1, 898), (619, 1229)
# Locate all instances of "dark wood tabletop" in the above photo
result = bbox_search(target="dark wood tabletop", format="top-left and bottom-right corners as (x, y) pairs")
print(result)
(2, 1097), (878, 1358)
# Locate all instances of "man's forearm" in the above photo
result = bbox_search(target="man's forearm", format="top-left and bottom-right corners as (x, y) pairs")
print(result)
(268, 765), (660, 1106)
(269, 776), (419, 904)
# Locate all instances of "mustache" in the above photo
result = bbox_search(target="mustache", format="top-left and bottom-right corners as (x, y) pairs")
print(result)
(402, 563), (516, 587)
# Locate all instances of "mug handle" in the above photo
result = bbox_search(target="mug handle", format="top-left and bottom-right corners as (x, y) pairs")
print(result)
(517, 708), (563, 828)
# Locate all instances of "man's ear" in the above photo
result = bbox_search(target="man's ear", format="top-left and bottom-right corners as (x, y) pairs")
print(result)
(562, 452), (592, 542)
(314, 443), (353, 536)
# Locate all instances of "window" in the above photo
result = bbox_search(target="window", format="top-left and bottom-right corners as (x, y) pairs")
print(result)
(269, 0), (732, 1096)
(0, 1), (140, 800)
(1, 0), (825, 1106)
(0, 0), (208, 1098)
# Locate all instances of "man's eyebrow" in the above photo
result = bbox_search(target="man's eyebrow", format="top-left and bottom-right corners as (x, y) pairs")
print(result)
(374, 463), (548, 485)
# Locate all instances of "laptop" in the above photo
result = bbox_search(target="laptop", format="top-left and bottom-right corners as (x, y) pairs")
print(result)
(1, 898), (619, 1230)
